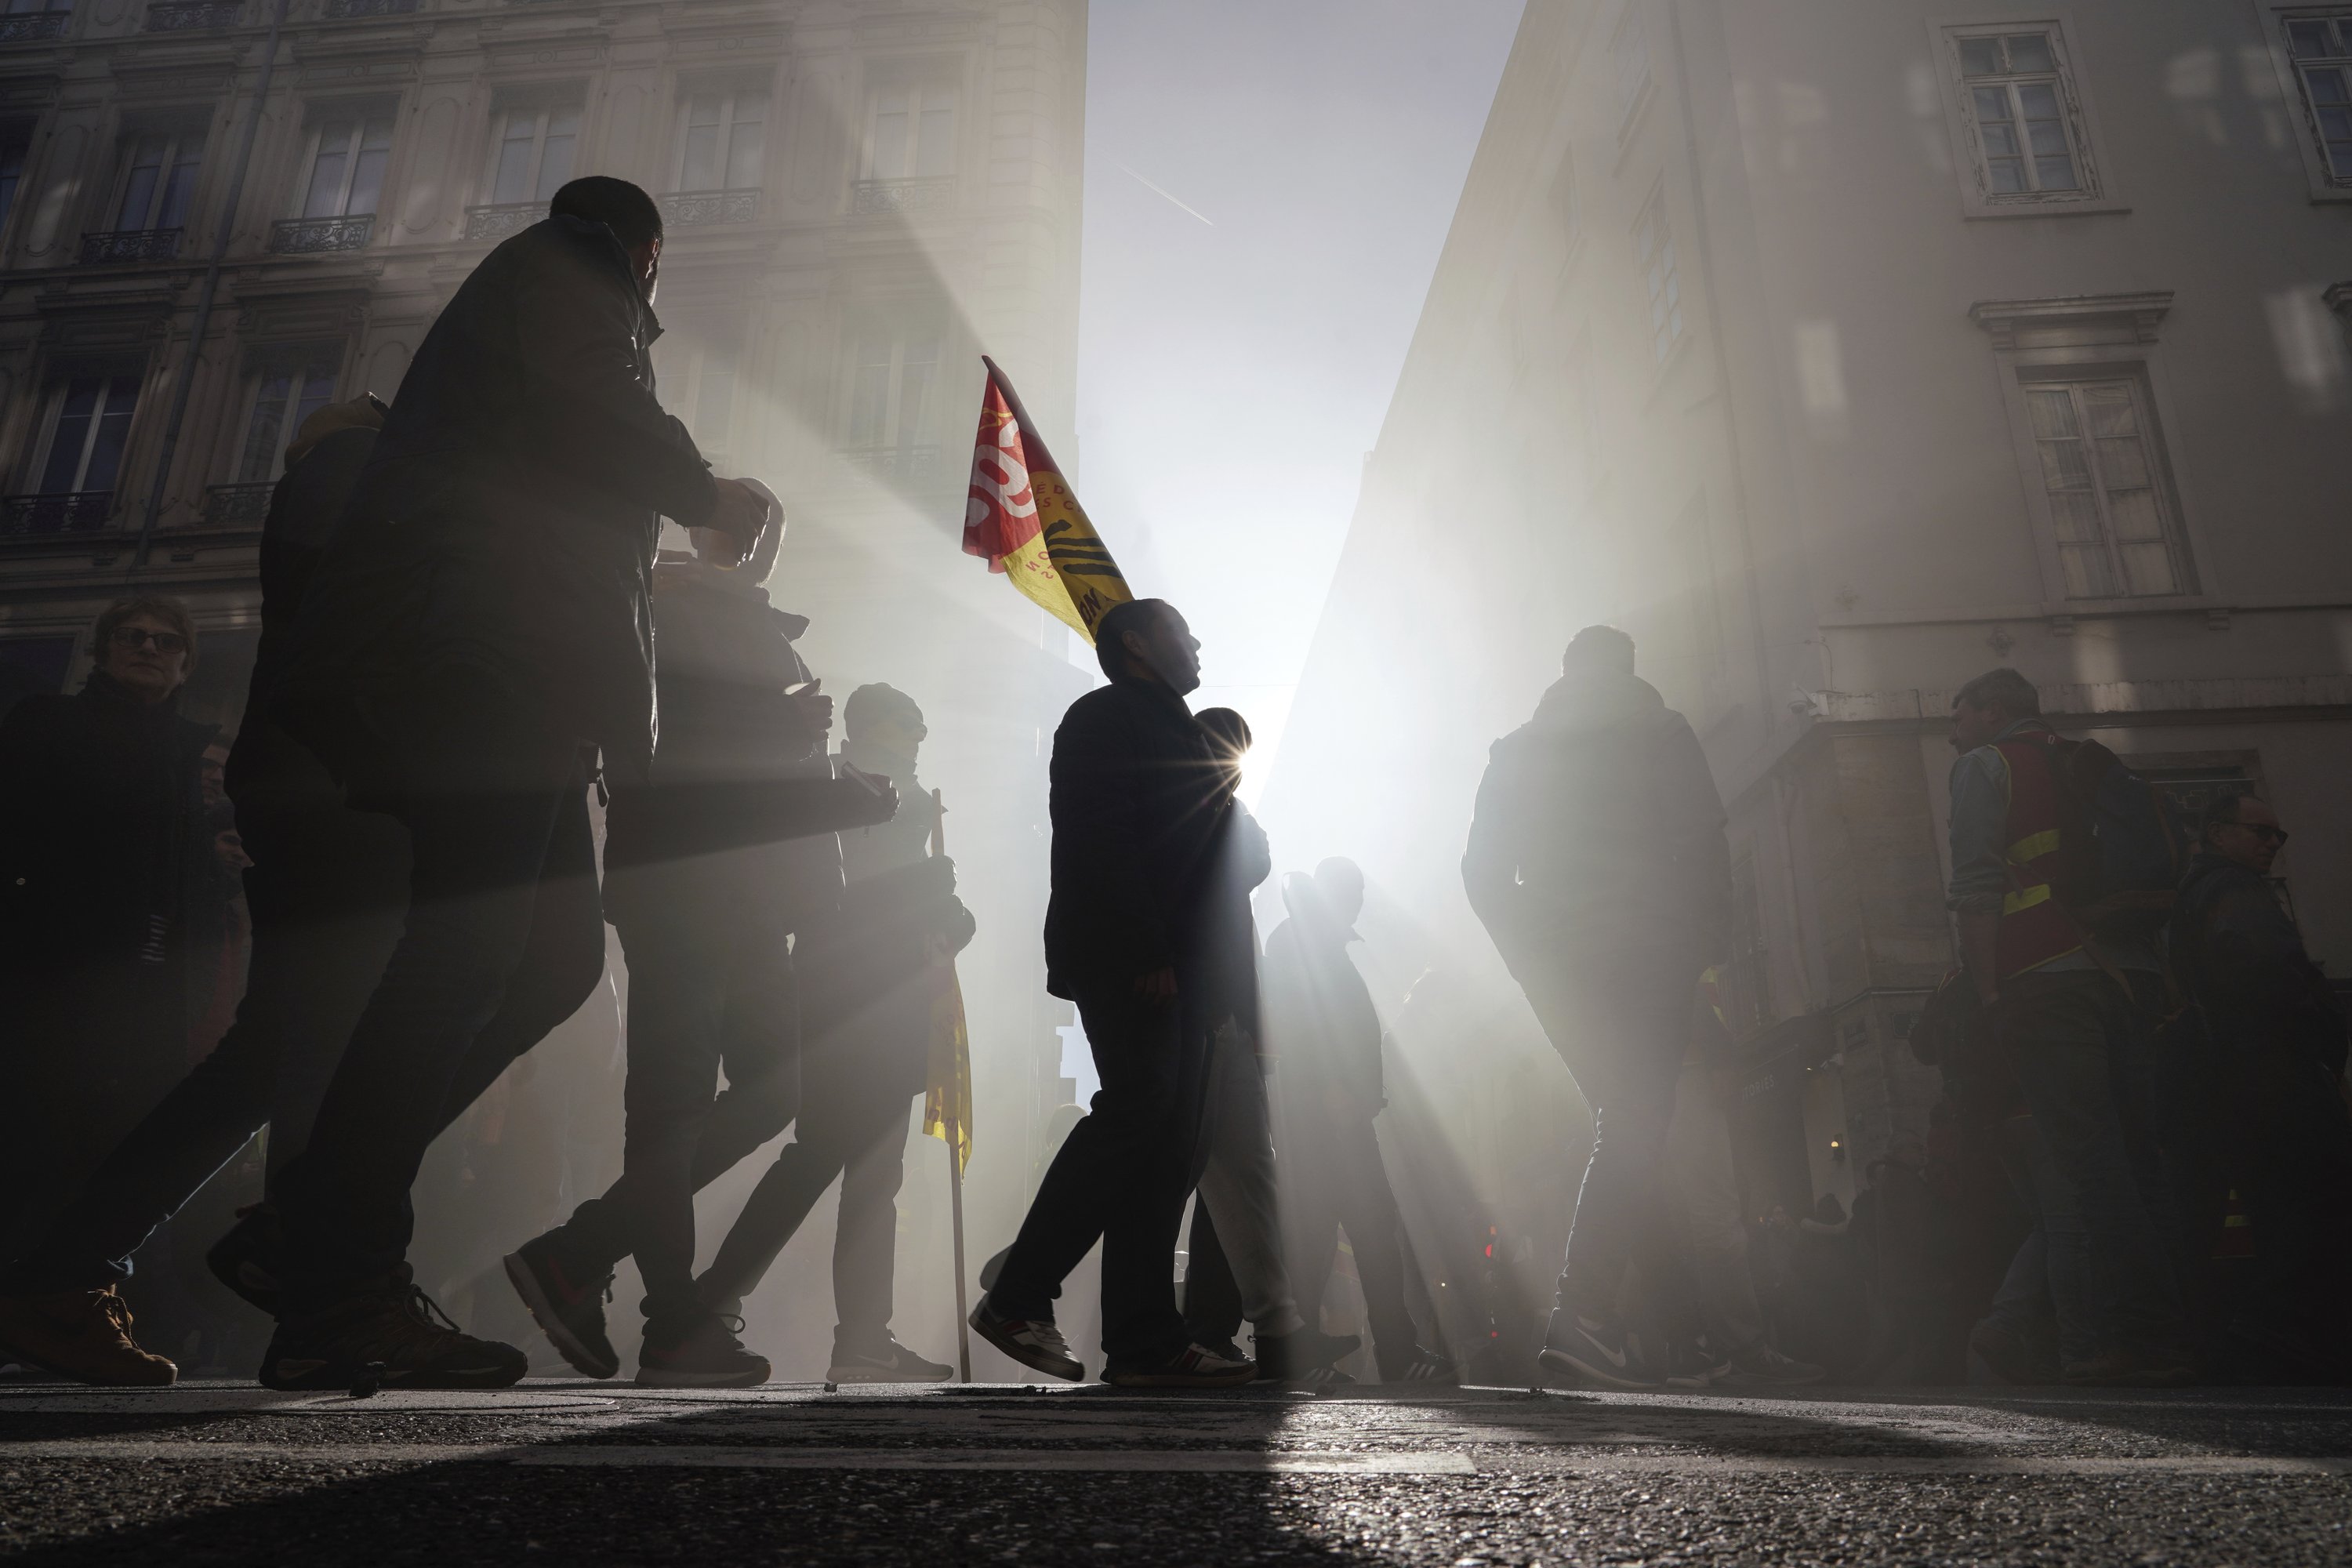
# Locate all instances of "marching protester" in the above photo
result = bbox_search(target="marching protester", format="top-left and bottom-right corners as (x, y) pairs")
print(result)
(968, 598), (1255, 1388)
(2166, 789), (2352, 1381)
(688, 681), (971, 1385)
(1263, 858), (1454, 1384)
(1462, 625), (1730, 1388)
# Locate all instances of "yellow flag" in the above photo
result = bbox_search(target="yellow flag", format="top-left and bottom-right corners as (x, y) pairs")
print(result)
(961, 357), (1133, 642)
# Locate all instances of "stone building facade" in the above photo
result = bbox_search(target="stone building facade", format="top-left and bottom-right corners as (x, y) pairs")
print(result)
(1267, 0), (2352, 1220)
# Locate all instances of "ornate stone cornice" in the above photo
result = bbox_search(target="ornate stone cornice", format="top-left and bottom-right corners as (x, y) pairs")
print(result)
(1968, 291), (2173, 350)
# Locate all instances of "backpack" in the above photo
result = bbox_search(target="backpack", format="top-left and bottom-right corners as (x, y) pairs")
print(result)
(2042, 736), (2189, 938)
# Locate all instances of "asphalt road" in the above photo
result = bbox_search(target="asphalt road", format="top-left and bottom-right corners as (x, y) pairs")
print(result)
(3, 1378), (2348, 1565)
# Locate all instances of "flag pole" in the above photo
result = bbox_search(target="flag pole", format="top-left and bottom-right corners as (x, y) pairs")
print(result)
(933, 786), (974, 1384)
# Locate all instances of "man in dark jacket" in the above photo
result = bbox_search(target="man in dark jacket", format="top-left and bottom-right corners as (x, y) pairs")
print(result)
(253, 176), (776, 1391)
(1463, 625), (1730, 1388)
(501, 527), (891, 1387)
(2168, 790), (2352, 1379)
(968, 598), (1255, 1388)
(1266, 858), (1453, 1383)
(689, 683), (972, 1383)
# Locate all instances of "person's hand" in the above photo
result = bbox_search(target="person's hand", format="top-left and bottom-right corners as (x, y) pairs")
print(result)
(789, 680), (833, 738)
(1134, 967), (1178, 1009)
(699, 477), (771, 565)
(836, 764), (898, 827)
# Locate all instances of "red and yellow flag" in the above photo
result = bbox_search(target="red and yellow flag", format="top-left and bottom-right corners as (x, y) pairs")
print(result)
(962, 357), (1132, 642)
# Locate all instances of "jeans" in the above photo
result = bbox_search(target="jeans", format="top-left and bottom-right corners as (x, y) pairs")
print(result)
(2002, 968), (2189, 1364)
(1519, 942), (1702, 1323)
(274, 681), (605, 1312)
(1982, 1111), (2095, 1375)
(1660, 1058), (1769, 1351)
(4, 723), (592, 1294)
(1181, 1030), (1301, 1344)
(693, 965), (922, 1345)
(1281, 1103), (1422, 1375)
(988, 981), (1210, 1367)
(550, 857), (798, 1328)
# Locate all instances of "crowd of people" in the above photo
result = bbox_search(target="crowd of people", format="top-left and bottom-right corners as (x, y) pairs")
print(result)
(0, 170), (2343, 1394)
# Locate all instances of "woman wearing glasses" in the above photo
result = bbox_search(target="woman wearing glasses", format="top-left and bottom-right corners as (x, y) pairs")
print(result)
(0, 597), (225, 1295)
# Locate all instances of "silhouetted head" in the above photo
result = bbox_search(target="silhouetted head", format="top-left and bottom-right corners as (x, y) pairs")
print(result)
(1196, 706), (1251, 756)
(1563, 624), (1635, 677)
(92, 595), (196, 706)
(1313, 856), (1365, 928)
(845, 682), (927, 763)
(551, 176), (664, 299)
(1950, 666), (2038, 753)
(2202, 789), (2285, 877)
(1094, 598), (1201, 695)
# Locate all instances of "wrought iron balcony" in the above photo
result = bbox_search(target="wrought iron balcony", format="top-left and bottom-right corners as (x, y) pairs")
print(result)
(145, 0), (239, 28)
(1, 491), (114, 536)
(841, 445), (942, 481)
(202, 483), (274, 527)
(269, 212), (373, 253)
(321, 0), (416, 14)
(79, 227), (183, 264)
(463, 201), (543, 241)
(851, 177), (955, 216)
(0, 10), (70, 42)
(659, 189), (757, 228)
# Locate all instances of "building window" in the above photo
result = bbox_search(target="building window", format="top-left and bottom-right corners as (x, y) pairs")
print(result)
(487, 98), (581, 207)
(0, 122), (28, 239)
(659, 337), (739, 460)
(34, 372), (140, 495)
(1635, 194), (1682, 365)
(299, 111), (392, 218)
(866, 82), (956, 180)
(0, 2), (74, 43)
(844, 331), (942, 472)
(238, 349), (339, 483)
(674, 87), (766, 192)
(2285, 12), (2352, 183)
(111, 125), (202, 232)
(1940, 24), (2107, 211)
(2024, 376), (2190, 599)
(1610, 8), (1653, 134)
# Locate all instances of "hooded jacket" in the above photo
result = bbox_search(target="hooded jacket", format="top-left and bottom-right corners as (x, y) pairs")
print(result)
(1461, 667), (1730, 966)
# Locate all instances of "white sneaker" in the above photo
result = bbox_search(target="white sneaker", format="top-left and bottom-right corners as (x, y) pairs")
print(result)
(968, 1299), (1083, 1381)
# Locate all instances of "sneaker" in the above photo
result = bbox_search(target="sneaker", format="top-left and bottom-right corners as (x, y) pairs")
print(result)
(260, 1279), (527, 1392)
(1382, 1345), (1459, 1385)
(205, 1205), (285, 1318)
(1666, 1338), (1733, 1389)
(1719, 1340), (1824, 1388)
(1250, 1327), (1360, 1382)
(968, 1298), (1083, 1382)
(827, 1334), (953, 1384)
(0, 1287), (176, 1388)
(637, 1313), (771, 1389)
(503, 1231), (619, 1380)
(1537, 1310), (1661, 1390)
(1102, 1341), (1258, 1388)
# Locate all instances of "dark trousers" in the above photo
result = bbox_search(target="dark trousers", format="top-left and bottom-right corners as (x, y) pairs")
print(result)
(274, 686), (605, 1312)
(696, 983), (923, 1344)
(554, 860), (799, 1327)
(1181, 1204), (1243, 1347)
(989, 982), (1210, 1366)
(1281, 1108), (1422, 1373)
(3, 724), (591, 1294)
(1518, 942), (1700, 1323)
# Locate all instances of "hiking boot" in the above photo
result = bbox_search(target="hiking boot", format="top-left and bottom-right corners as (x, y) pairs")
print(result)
(260, 1279), (527, 1392)
(0, 1287), (176, 1387)
(503, 1231), (619, 1380)
(1250, 1327), (1360, 1382)
(205, 1204), (285, 1318)
(827, 1334), (953, 1384)
(969, 1297), (1083, 1382)
(1102, 1341), (1258, 1388)
(1537, 1309), (1661, 1390)
(637, 1313), (770, 1389)
(1381, 1345), (1459, 1385)
(1720, 1340), (1826, 1388)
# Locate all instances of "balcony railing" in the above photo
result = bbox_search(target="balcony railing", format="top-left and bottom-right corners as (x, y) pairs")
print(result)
(145, 0), (240, 28)
(1, 491), (114, 536)
(851, 177), (955, 216)
(269, 212), (373, 253)
(659, 189), (758, 228)
(841, 445), (942, 481)
(463, 201), (543, 241)
(321, 0), (416, 14)
(202, 483), (274, 527)
(79, 227), (182, 264)
(0, 10), (70, 41)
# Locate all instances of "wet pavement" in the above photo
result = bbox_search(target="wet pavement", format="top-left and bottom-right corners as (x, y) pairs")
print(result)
(2, 1378), (2347, 1563)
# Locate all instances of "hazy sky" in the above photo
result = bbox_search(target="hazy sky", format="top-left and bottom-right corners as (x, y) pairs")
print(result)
(1073, 0), (1525, 793)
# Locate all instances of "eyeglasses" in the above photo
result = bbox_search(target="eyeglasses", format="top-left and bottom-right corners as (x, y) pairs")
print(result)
(109, 626), (189, 655)
(2229, 822), (2289, 847)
